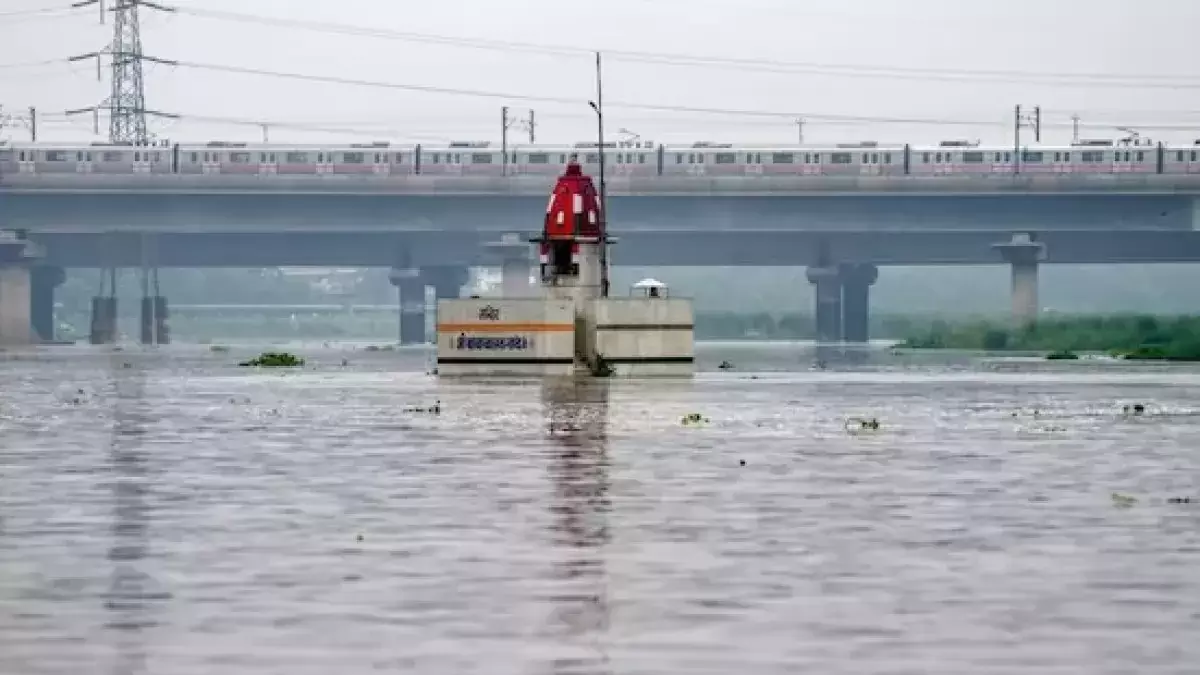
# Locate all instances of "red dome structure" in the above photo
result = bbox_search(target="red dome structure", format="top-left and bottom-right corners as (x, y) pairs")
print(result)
(543, 160), (603, 240)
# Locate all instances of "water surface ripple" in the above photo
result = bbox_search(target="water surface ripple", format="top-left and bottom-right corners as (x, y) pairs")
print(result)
(2, 344), (1199, 674)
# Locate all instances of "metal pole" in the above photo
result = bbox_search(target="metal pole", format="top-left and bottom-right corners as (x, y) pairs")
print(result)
(595, 51), (609, 298)
(28, 107), (37, 141)
(1013, 104), (1021, 175)
(501, 105), (509, 176)
(528, 109), (535, 144)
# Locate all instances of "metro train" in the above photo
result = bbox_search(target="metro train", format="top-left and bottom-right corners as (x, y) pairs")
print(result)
(4, 137), (1200, 179)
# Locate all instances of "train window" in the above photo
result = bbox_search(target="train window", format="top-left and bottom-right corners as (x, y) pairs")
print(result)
(861, 153), (869, 163)
(1062, 152), (1070, 162)
(153, 152), (160, 162)
(674, 154), (683, 164)
(963, 152), (984, 163)
(18, 151), (26, 161)
(871, 153), (879, 163)
(697, 153), (704, 163)
(922, 152), (930, 163)
(45, 150), (68, 162)
(1053, 152), (1060, 162)
(831, 152), (852, 164)
(134, 152), (141, 162)
(471, 153), (493, 164)
(343, 152), (365, 164)
(686, 153), (694, 164)
(1136, 151), (1144, 162)
(1177, 151), (1185, 162)
(1192, 151), (1197, 162)
(86, 152), (93, 162)
(528, 153), (550, 164)
(714, 153), (737, 164)
(582, 153), (598, 164)
(1022, 151), (1043, 163)
(286, 152), (308, 163)
(453, 154), (461, 163)
(771, 152), (794, 164)
(884, 153), (892, 164)
(189, 153), (198, 163)
(228, 152), (249, 163)
(373, 153), (381, 163)
(639, 153), (646, 164)
(260, 153), (267, 162)
(429, 154), (438, 164)
(1080, 151), (1102, 162)
(935, 153), (943, 163)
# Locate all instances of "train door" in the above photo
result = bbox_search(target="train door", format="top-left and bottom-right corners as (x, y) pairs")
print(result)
(74, 150), (94, 174)
(744, 151), (763, 176)
(932, 150), (953, 175)
(447, 152), (463, 176)
(132, 149), (152, 174)
(684, 152), (706, 176)
(258, 151), (278, 176)
(316, 151), (334, 175)
(17, 149), (36, 174)
(1112, 147), (1134, 174)
(1051, 150), (1073, 174)
(859, 151), (883, 176)
(201, 151), (221, 175)
(371, 151), (389, 175)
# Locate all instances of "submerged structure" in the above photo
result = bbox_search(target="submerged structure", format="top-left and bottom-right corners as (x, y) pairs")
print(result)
(436, 160), (694, 377)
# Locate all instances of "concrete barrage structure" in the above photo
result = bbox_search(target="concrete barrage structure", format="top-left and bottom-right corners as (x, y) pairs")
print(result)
(0, 231), (45, 346)
(436, 161), (694, 377)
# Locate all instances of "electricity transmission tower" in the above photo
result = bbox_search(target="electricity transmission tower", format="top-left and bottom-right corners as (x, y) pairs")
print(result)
(69, 0), (174, 143)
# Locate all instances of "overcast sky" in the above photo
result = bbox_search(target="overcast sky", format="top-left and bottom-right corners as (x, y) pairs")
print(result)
(3, 0), (1200, 146)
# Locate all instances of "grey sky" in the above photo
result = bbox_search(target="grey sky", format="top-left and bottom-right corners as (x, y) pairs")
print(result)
(3, 0), (1199, 145)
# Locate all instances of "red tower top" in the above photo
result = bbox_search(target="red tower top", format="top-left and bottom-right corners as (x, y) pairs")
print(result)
(543, 160), (603, 240)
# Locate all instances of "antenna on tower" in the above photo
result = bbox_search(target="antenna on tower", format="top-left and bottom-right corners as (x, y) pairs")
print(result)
(67, 0), (176, 144)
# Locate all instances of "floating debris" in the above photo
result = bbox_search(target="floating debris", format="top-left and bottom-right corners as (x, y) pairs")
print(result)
(718, 360), (734, 370)
(238, 352), (305, 368)
(1111, 492), (1138, 508)
(405, 400), (442, 414)
(681, 412), (709, 426)
(844, 417), (880, 433)
(1122, 403), (1147, 416)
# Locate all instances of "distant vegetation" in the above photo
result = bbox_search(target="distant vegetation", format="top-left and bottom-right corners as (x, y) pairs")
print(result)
(900, 315), (1200, 361)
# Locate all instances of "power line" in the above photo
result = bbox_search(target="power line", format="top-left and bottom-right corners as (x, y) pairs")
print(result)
(166, 5), (1200, 88)
(160, 58), (1009, 126)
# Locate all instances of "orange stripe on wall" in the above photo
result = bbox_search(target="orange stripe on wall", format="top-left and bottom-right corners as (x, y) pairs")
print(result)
(437, 322), (575, 333)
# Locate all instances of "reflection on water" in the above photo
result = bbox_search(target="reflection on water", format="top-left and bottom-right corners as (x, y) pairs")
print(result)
(541, 379), (612, 675)
(103, 354), (169, 674)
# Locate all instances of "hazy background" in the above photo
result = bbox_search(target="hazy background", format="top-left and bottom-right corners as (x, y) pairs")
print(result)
(5, 0), (1200, 316)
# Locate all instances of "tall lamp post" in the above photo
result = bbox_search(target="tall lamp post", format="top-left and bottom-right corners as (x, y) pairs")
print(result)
(588, 51), (610, 298)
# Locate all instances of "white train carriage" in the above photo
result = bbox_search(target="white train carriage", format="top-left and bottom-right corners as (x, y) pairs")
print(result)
(177, 142), (416, 177)
(0, 142), (173, 175)
(1162, 143), (1200, 175)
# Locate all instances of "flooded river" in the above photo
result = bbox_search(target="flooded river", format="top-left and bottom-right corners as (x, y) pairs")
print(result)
(2, 343), (1199, 674)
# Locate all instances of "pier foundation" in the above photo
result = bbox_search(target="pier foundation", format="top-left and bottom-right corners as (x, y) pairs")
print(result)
(806, 265), (843, 344)
(388, 267), (425, 345)
(840, 263), (878, 344)
(31, 265), (65, 342)
(484, 233), (534, 297)
(993, 233), (1046, 325)
(90, 268), (119, 345)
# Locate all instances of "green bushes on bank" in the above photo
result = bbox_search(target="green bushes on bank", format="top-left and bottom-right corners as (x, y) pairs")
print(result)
(900, 314), (1200, 361)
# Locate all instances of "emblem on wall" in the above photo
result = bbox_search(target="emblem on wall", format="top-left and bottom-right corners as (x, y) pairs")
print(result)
(478, 305), (501, 321)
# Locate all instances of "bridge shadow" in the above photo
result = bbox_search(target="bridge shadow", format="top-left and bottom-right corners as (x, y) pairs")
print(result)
(101, 352), (170, 675)
(539, 378), (613, 675)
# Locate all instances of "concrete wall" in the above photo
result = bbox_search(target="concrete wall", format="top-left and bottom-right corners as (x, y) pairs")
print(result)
(0, 266), (32, 346)
(588, 297), (695, 377)
(436, 297), (576, 376)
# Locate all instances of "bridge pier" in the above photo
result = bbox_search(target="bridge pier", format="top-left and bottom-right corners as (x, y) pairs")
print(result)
(806, 265), (843, 343)
(138, 268), (169, 345)
(388, 267), (425, 345)
(840, 263), (878, 344)
(993, 233), (1046, 325)
(31, 265), (65, 342)
(90, 268), (119, 345)
(0, 232), (44, 346)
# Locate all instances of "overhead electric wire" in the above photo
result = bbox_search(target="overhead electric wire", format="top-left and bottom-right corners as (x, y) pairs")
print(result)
(167, 4), (1200, 88)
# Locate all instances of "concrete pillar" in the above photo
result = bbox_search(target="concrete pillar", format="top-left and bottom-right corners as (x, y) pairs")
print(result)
(30, 265), (65, 343)
(90, 297), (118, 345)
(806, 265), (842, 344)
(484, 234), (533, 297)
(139, 296), (170, 345)
(424, 265), (468, 302)
(388, 267), (425, 345)
(993, 234), (1046, 325)
(0, 232), (44, 346)
(0, 266), (34, 346)
(839, 263), (878, 344)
